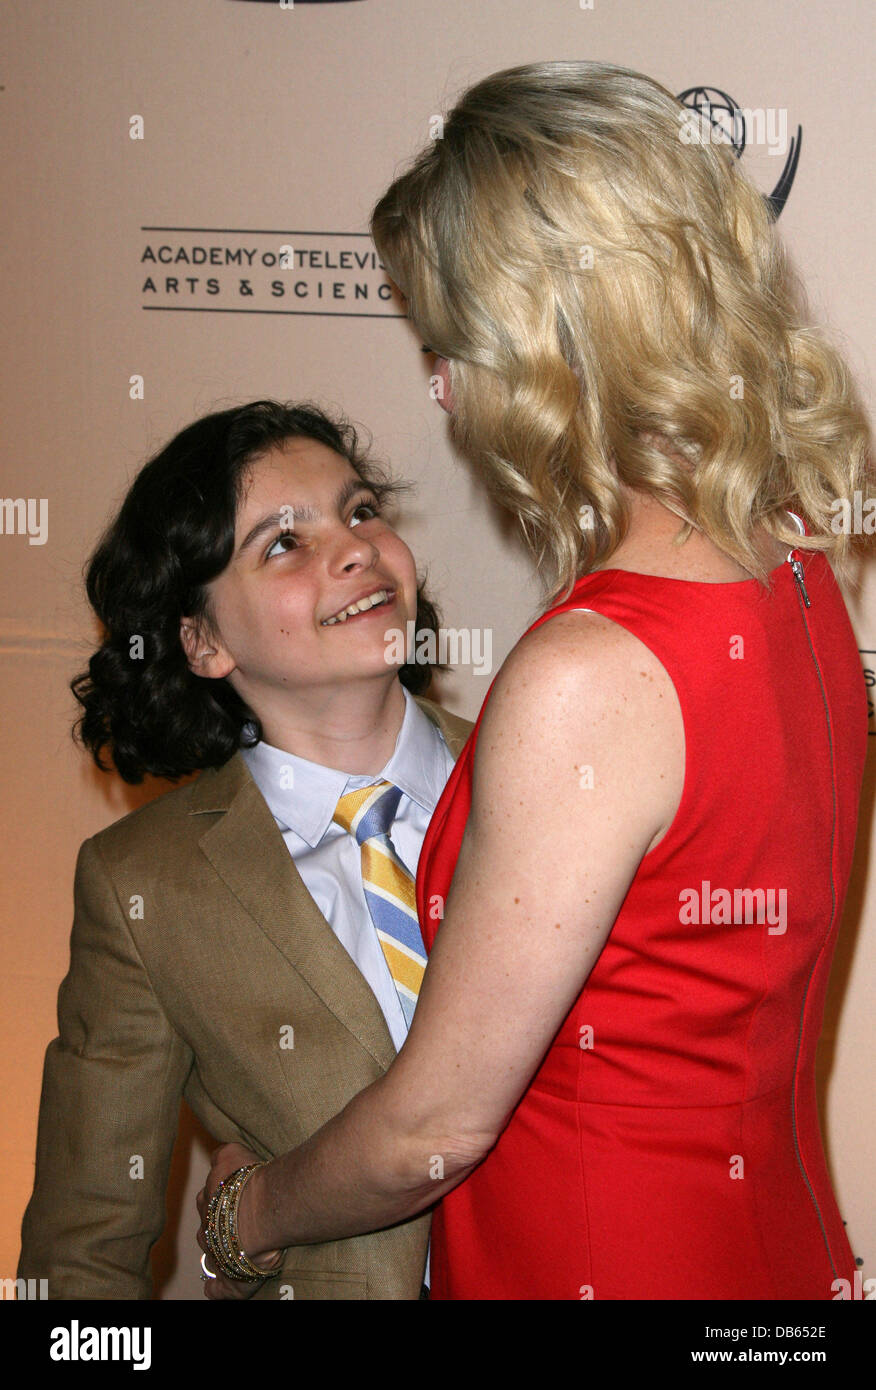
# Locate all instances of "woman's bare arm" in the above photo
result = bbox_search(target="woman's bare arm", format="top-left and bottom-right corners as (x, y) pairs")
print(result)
(235, 611), (683, 1255)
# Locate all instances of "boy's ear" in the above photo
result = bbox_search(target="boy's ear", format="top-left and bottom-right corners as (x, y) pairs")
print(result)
(180, 617), (234, 679)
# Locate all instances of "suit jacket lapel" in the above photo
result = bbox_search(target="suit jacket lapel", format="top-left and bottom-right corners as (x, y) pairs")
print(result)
(189, 695), (472, 1073)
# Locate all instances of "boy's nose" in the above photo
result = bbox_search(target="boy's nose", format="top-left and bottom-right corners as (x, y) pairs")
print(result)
(332, 527), (379, 572)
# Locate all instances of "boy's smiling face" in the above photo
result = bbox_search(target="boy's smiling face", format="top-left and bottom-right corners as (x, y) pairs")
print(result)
(182, 437), (418, 728)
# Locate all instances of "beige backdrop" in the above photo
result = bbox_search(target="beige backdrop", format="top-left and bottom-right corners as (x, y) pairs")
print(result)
(2, 0), (873, 1301)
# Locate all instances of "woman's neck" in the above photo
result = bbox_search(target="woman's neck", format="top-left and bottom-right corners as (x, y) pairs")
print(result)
(599, 488), (787, 583)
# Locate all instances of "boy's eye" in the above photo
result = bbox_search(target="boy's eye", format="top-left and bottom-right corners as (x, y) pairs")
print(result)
(265, 530), (298, 559)
(350, 502), (380, 526)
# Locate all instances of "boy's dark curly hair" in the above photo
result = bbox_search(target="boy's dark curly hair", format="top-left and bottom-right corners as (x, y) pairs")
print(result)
(71, 400), (445, 784)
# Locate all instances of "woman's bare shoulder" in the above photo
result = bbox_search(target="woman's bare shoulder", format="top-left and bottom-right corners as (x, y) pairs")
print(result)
(474, 607), (684, 854)
(493, 604), (670, 707)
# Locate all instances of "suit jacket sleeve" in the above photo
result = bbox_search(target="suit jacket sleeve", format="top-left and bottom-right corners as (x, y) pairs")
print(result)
(18, 835), (193, 1299)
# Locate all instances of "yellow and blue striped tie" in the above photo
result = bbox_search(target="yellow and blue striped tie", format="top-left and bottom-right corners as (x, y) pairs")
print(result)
(332, 780), (426, 1027)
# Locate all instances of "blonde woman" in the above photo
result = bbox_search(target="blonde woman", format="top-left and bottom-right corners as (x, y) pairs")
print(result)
(198, 62), (871, 1300)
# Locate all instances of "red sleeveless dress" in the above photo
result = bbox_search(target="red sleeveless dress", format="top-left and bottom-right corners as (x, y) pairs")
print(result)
(416, 542), (867, 1300)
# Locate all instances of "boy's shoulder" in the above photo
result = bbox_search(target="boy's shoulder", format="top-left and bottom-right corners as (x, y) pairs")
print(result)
(412, 693), (474, 754)
(87, 752), (252, 867)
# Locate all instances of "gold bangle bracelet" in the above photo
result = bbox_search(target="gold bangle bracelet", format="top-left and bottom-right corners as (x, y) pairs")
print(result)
(206, 1164), (282, 1282)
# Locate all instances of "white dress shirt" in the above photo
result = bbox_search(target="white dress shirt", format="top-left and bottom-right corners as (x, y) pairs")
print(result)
(241, 685), (456, 1053)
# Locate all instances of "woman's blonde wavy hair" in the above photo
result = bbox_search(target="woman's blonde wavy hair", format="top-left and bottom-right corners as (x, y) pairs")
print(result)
(371, 60), (872, 598)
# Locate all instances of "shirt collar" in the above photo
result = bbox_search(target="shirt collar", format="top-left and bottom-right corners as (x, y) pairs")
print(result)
(241, 686), (448, 848)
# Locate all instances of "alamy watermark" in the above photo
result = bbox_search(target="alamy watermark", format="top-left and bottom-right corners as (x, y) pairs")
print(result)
(830, 492), (876, 534)
(679, 881), (787, 935)
(50, 1320), (151, 1369)
(677, 104), (789, 156)
(385, 621), (492, 676)
(2, 1276), (48, 1299)
(0, 497), (48, 545)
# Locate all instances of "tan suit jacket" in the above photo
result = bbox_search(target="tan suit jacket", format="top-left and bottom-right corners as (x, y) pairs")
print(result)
(18, 696), (473, 1300)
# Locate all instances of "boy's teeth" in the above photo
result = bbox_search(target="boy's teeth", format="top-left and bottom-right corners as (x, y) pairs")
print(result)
(322, 589), (389, 625)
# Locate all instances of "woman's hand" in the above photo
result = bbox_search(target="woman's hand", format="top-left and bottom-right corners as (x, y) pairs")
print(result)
(195, 1141), (284, 1300)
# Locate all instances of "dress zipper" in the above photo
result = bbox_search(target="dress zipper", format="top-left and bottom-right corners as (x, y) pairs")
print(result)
(788, 549), (811, 608)
(786, 546), (844, 1283)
